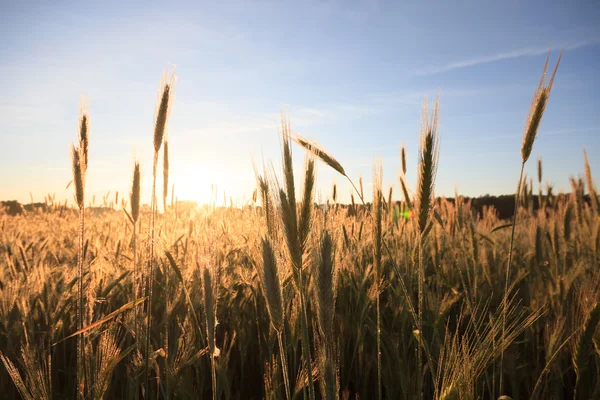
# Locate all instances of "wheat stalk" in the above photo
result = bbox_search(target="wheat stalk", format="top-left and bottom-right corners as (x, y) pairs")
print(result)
(130, 161), (141, 342)
(415, 95), (441, 400)
(163, 138), (169, 214)
(71, 102), (89, 399)
(145, 68), (176, 399)
(259, 236), (291, 400)
(277, 116), (317, 400)
(313, 231), (338, 400)
(203, 266), (218, 400)
(501, 49), (561, 394)
(373, 161), (383, 400)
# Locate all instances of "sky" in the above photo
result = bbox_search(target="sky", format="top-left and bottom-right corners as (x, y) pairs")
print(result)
(1, 0), (599, 206)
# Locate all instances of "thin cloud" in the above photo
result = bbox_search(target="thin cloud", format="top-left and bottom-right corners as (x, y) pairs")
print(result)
(415, 39), (598, 76)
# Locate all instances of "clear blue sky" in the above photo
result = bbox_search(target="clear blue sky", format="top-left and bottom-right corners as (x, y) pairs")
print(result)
(1, 0), (599, 205)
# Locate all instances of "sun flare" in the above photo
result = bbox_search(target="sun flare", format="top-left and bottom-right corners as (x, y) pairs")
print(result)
(171, 162), (232, 206)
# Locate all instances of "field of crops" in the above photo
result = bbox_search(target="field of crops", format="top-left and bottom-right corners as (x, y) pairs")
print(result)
(1, 55), (599, 400)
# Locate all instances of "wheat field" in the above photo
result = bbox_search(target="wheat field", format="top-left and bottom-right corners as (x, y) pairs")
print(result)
(0, 54), (599, 400)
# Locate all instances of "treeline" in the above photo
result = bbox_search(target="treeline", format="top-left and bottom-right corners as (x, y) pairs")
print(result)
(2, 193), (593, 220)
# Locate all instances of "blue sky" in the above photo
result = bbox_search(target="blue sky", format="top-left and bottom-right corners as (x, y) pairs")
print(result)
(1, 0), (599, 205)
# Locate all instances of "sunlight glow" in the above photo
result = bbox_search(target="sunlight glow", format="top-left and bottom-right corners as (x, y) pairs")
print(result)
(172, 162), (231, 207)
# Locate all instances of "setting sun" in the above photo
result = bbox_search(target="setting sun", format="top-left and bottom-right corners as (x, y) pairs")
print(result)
(169, 161), (255, 208)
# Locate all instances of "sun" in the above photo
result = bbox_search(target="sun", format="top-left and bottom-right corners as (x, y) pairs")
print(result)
(171, 162), (229, 207)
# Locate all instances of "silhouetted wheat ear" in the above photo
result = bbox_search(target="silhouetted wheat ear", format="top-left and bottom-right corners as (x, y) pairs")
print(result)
(298, 157), (315, 251)
(260, 236), (284, 332)
(564, 200), (574, 242)
(154, 70), (176, 154)
(359, 176), (364, 200)
(130, 160), (141, 346)
(521, 50), (562, 163)
(256, 171), (277, 238)
(292, 133), (346, 177)
(79, 111), (89, 172)
(583, 148), (599, 213)
(416, 95), (441, 238)
(278, 119), (303, 273)
(278, 189), (300, 272)
(373, 161), (383, 273)
(154, 85), (169, 153)
(401, 145), (407, 176)
(131, 161), (140, 223)
(280, 117), (297, 223)
(71, 145), (84, 208)
(315, 231), (335, 340)
(537, 157), (543, 184)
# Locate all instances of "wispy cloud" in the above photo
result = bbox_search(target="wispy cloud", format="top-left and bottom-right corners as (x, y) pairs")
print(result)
(415, 39), (599, 76)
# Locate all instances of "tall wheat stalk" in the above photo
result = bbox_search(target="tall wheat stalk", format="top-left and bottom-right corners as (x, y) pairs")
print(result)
(278, 116), (317, 400)
(415, 95), (441, 400)
(71, 105), (89, 399)
(162, 136), (171, 399)
(130, 161), (141, 342)
(373, 161), (383, 400)
(145, 69), (175, 399)
(255, 167), (292, 399)
(501, 50), (561, 394)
